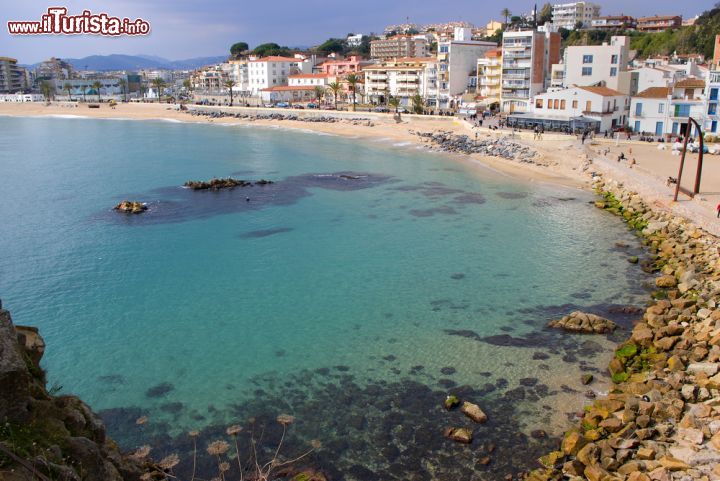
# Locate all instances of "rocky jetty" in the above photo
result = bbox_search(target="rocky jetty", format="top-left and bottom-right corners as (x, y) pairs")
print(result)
(113, 200), (147, 214)
(547, 311), (618, 334)
(0, 307), (148, 481)
(528, 177), (720, 481)
(413, 130), (541, 163)
(184, 178), (273, 190)
(186, 109), (375, 126)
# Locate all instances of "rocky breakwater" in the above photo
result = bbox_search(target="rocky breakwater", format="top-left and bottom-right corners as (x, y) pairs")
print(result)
(184, 177), (273, 190)
(548, 311), (618, 334)
(413, 130), (545, 164)
(186, 109), (375, 126)
(0, 306), (148, 481)
(528, 177), (720, 481)
(113, 200), (148, 214)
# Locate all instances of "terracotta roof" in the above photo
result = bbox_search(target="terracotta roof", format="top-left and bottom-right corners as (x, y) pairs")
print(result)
(250, 56), (300, 63)
(635, 87), (671, 99)
(288, 73), (330, 78)
(485, 49), (502, 58)
(579, 86), (625, 97)
(393, 57), (436, 63)
(261, 85), (316, 91)
(675, 78), (706, 88)
(637, 15), (681, 22)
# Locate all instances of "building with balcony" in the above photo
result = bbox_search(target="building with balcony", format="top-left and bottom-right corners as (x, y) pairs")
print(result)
(247, 56), (316, 95)
(636, 15), (682, 32)
(500, 30), (561, 113)
(0, 57), (28, 93)
(525, 86), (628, 132)
(191, 65), (229, 93)
(35, 57), (74, 81)
(317, 56), (371, 77)
(370, 35), (429, 60)
(476, 49), (503, 107)
(629, 78), (706, 137)
(590, 16), (636, 30)
(363, 57), (437, 106)
(706, 70), (719, 135)
(551, 2), (601, 30)
(561, 36), (630, 93)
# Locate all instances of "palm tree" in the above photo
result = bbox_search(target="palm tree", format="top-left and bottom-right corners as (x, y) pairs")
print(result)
(224, 80), (236, 106)
(118, 78), (128, 102)
(40, 81), (54, 102)
(501, 8), (512, 25)
(327, 81), (342, 110)
(388, 96), (400, 113)
(411, 93), (424, 114)
(313, 85), (325, 107)
(91, 81), (102, 102)
(151, 78), (166, 102)
(63, 82), (73, 101)
(345, 73), (361, 112)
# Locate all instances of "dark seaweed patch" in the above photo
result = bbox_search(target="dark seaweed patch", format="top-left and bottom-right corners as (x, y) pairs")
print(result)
(495, 192), (528, 199)
(146, 382), (174, 398)
(408, 206), (458, 217)
(240, 227), (293, 238)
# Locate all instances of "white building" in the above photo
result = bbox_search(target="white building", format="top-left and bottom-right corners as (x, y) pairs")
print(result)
(706, 70), (720, 135)
(247, 56), (315, 95)
(347, 34), (364, 47)
(52, 78), (126, 99)
(364, 57), (437, 106)
(288, 73), (332, 87)
(0, 93), (44, 102)
(436, 28), (497, 109)
(629, 79), (707, 137)
(501, 30), (561, 113)
(529, 86), (629, 132)
(561, 36), (631, 93)
(552, 2), (601, 30)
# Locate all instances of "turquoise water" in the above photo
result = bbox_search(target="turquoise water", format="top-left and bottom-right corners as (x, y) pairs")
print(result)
(0, 116), (649, 479)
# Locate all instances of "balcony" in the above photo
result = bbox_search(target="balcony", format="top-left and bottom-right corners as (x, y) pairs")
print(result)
(480, 79), (500, 86)
(503, 72), (531, 80)
(503, 62), (531, 69)
(503, 81), (530, 89)
(502, 92), (530, 100)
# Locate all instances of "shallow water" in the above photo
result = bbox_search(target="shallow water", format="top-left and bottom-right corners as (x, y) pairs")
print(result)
(0, 116), (649, 479)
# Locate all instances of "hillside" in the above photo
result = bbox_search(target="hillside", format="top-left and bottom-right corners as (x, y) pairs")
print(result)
(25, 54), (228, 72)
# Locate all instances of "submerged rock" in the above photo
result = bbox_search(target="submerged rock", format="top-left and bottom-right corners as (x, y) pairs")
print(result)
(461, 401), (488, 423)
(113, 200), (147, 214)
(444, 394), (460, 410)
(547, 311), (617, 334)
(184, 177), (254, 190)
(444, 427), (473, 444)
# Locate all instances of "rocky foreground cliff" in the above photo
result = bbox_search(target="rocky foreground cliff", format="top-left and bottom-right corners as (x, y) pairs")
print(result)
(0, 307), (147, 481)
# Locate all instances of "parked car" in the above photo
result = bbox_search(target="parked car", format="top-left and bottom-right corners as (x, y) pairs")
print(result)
(306, 103), (319, 109)
(374, 106), (390, 113)
(275, 102), (290, 108)
(292, 104), (305, 109)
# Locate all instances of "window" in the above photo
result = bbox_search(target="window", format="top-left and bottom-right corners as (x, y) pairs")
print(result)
(554, 99), (560, 109)
(658, 103), (664, 114)
(547, 99), (553, 110)
(675, 104), (691, 117)
(572, 100), (578, 109)
(635, 102), (642, 116)
(709, 103), (718, 115)
(585, 101), (592, 112)
(711, 88), (719, 101)
(536, 99), (544, 108)
(610, 67), (617, 77)
(583, 55), (593, 64)
(440, 46), (449, 53)
(611, 54), (618, 64)
(560, 99), (566, 109)
(582, 67), (592, 76)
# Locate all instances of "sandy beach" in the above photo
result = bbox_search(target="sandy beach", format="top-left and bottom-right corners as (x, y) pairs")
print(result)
(2, 101), (719, 235)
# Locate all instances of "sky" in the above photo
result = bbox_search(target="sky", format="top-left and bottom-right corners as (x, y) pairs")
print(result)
(1, 0), (714, 64)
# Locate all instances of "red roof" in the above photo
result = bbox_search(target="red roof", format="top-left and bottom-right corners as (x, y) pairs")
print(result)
(288, 73), (330, 79)
(635, 87), (671, 99)
(579, 86), (624, 97)
(675, 78), (706, 88)
(250, 56), (300, 63)
(261, 85), (316, 91)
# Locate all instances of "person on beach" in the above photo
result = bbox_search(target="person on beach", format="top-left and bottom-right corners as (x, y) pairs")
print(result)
(717, 203), (720, 218)
(533, 125), (539, 140)
(539, 126), (544, 140)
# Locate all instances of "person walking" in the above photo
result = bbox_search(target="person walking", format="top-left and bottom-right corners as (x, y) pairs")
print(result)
(533, 125), (539, 140)
(717, 202), (720, 218)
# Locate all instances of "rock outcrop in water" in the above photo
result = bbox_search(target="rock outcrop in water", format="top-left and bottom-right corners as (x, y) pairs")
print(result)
(114, 200), (148, 214)
(547, 311), (618, 334)
(186, 109), (375, 126)
(184, 178), (274, 190)
(413, 130), (542, 164)
(0, 307), (147, 481)
(529, 177), (720, 481)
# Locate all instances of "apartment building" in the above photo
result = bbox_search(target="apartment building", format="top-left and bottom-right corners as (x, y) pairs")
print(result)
(370, 35), (429, 60)
(629, 78), (706, 137)
(52, 78), (128, 98)
(636, 16), (682, 32)
(0, 57), (27, 93)
(706, 70), (719, 134)
(247, 56), (313, 94)
(501, 30), (561, 113)
(317, 56), (369, 77)
(476, 49), (503, 107)
(363, 57), (437, 106)
(590, 16), (636, 30)
(35, 57), (73, 80)
(561, 36), (630, 93)
(191, 66), (229, 93)
(513, 86), (628, 132)
(552, 2), (601, 30)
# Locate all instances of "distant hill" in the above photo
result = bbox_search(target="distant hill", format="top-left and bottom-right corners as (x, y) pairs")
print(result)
(24, 54), (228, 71)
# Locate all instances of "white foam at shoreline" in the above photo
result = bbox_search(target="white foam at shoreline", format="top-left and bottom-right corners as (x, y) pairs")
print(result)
(46, 114), (91, 119)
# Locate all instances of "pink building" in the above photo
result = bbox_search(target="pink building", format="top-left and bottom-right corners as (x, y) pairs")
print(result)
(317, 56), (368, 77)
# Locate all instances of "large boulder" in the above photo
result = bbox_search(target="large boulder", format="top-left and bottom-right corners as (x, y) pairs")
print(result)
(547, 311), (617, 334)
(0, 309), (32, 422)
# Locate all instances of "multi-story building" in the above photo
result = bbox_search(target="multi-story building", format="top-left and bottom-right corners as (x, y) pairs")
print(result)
(363, 57), (437, 106)
(513, 85), (629, 132)
(706, 70), (719, 135)
(485, 20), (504, 37)
(0, 57), (27, 93)
(476, 49), (503, 107)
(561, 36), (630, 93)
(383, 23), (420, 35)
(346, 34), (364, 47)
(636, 15), (682, 32)
(227, 59), (249, 94)
(370, 35), (429, 60)
(435, 28), (497, 109)
(191, 65), (229, 93)
(590, 16), (636, 30)
(35, 57), (73, 81)
(552, 2), (601, 30)
(317, 56), (370, 77)
(260, 72), (332, 104)
(52, 77), (128, 99)
(629, 79), (706, 137)
(247, 56), (313, 95)
(550, 64), (565, 88)
(501, 30), (561, 113)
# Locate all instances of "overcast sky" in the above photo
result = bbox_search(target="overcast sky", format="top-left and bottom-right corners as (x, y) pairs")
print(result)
(2, 0), (713, 63)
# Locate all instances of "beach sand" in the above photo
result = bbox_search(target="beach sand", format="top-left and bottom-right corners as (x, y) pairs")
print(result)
(2, 101), (719, 235)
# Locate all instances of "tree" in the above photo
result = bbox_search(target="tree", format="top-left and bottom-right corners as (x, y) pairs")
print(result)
(151, 78), (166, 102)
(316, 38), (347, 55)
(501, 8), (512, 25)
(230, 42), (249, 57)
(40, 81), (54, 101)
(252, 43), (293, 57)
(91, 80), (102, 102)
(411, 93), (424, 114)
(327, 81), (342, 109)
(224, 80), (236, 106)
(388, 96), (401, 119)
(313, 85), (325, 106)
(118, 78), (128, 102)
(345, 73), (360, 111)
(539, 3), (553, 25)
(574, 20), (584, 30)
(63, 82), (72, 101)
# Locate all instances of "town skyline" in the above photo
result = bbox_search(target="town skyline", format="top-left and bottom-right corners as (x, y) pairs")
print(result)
(3, 0), (713, 64)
